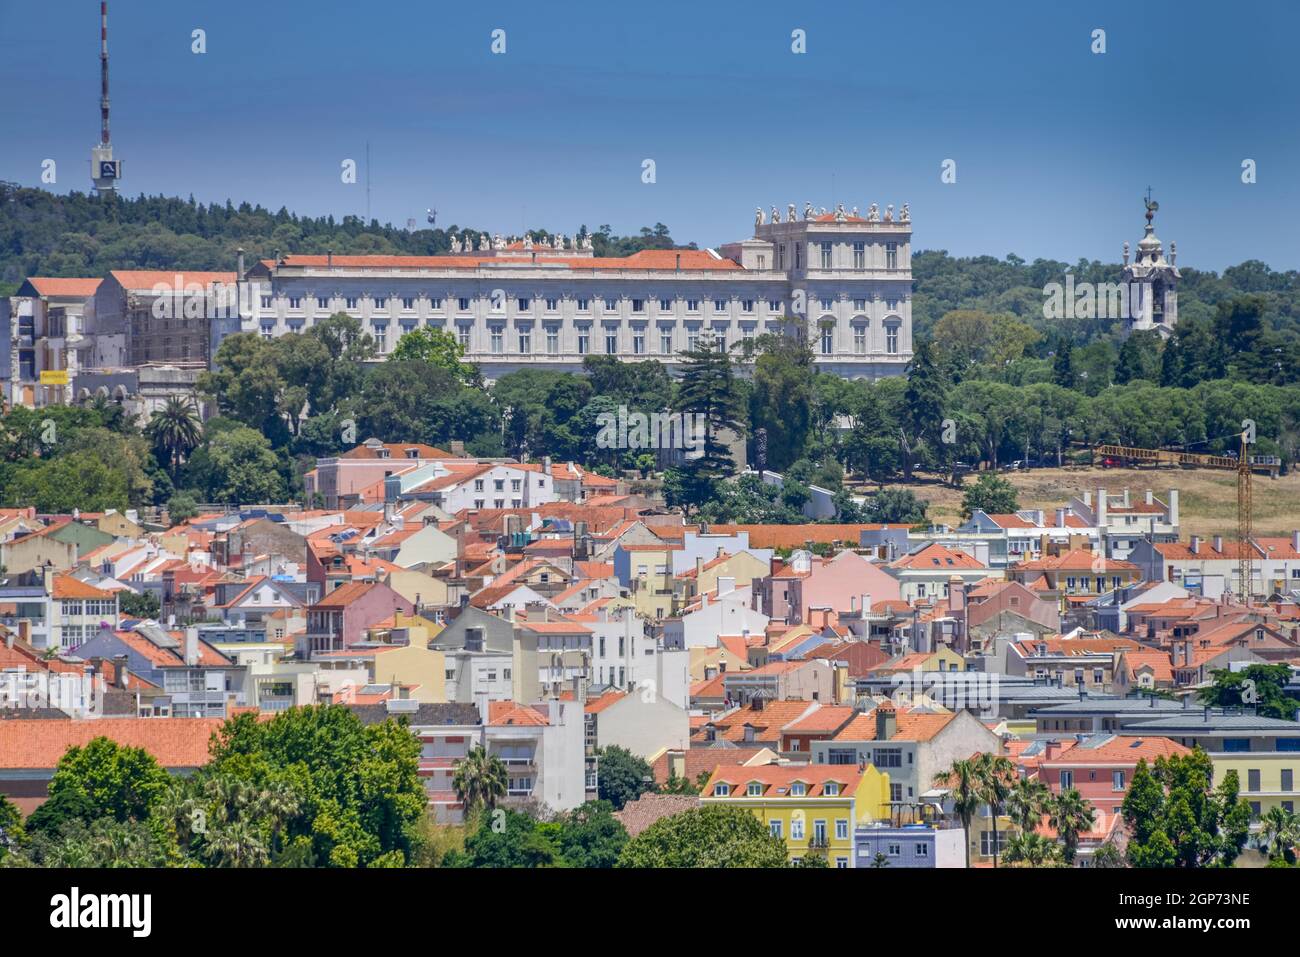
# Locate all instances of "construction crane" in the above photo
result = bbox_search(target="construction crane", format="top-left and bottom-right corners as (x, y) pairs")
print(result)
(1093, 430), (1281, 604)
(1238, 427), (1253, 604)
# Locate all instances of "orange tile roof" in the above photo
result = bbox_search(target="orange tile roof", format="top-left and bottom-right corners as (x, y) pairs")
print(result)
(891, 543), (987, 570)
(270, 249), (739, 272)
(1012, 548), (1138, 572)
(709, 524), (900, 549)
(1042, 734), (1190, 766)
(832, 709), (957, 743)
(487, 701), (550, 726)
(706, 763), (863, 797)
(50, 574), (116, 600)
(0, 717), (229, 769)
(22, 277), (103, 298)
(110, 270), (236, 289)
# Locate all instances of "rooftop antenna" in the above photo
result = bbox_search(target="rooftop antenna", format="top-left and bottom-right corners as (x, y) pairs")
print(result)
(90, 2), (121, 197)
(365, 141), (371, 223)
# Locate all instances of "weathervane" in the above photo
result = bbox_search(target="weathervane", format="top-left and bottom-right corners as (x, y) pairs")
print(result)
(1144, 187), (1158, 225)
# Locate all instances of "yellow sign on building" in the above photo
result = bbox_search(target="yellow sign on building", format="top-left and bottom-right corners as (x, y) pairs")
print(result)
(39, 370), (70, 385)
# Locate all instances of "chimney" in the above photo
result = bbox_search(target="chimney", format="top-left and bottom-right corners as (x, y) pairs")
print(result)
(474, 689), (489, 724)
(1213, 535), (1223, 553)
(1123, 489), (1131, 508)
(695, 556), (704, 580)
(4, 630), (13, 650)
(184, 626), (199, 666)
(947, 577), (965, 613)
(236, 246), (245, 277)
(543, 455), (552, 477)
(875, 707), (897, 741)
(1096, 487), (1107, 527)
(1145, 489), (1153, 506)
(1168, 489), (1179, 527)
(326, 249), (333, 269)
(1044, 739), (1060, 761)
(1055, 507), (1066, 528)
(861, 594), (871, 614)
(1190, 536), (1201, 555)
(112, 654), (129, 689)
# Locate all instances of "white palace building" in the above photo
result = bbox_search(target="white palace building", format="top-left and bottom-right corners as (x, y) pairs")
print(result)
(240, 200), (915, 380)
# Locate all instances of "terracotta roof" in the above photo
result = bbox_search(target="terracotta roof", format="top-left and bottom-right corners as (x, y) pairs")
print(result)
(706, 763), (863, 797)
(832, 708), (958, 743)
(339, 443), (455, 460)
(50, 574), (116, 600)
(891, 543), (987, 570)
(21, 277), (103, 298)
(311, 579), (385, 609)
(1012, 548), (1138, 572)
(487, 701), (550, 726)
(110, 270), (236, 289)
(1042, 734), (1190, 767)
(0, 717), (227, 769)
(614, 793), (702, 837)
(709, 524), (900, 549)
(269, 249), (739, 272)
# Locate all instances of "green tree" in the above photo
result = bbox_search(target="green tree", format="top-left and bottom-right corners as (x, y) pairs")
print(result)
(47, 737), (171, 824)
(207, 705), (426, 868)
(118, 589), (161, 620)
(901, 339), (948, 480)
(1002, 831), (1064, 868)
(388, 326), (476, 384)
(167, 490), (200, 524)
(452, 808), (561, 868)
(1200, 663), (1300, 720)
(747, 334), (815, 470)
(1121, 750), (1251, 868)
(552, 801), (628, 868)
(934, 757), (982, 869)
(960, 472), (1020, 519)
(451, 746), (508, 815)
(616, 805), (788, 868)
(596, 746), (653, 811)
(863, 488), (929, 524)
(199, 426), (287, 504)
(1258, 805), (1300, 865)
(0, 793), (24, 861)
(1048, 788), (1096, 864)
(145, 396), (202, 478)
(974, 753), (1016, 868)
(669, 333), (746, 511)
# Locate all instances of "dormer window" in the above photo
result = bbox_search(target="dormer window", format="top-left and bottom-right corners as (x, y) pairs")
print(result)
(747, 782), (763, 797)
(790, 782), (807, 796)
(713, 783), (730, 797)
(823, 782), (839, 796)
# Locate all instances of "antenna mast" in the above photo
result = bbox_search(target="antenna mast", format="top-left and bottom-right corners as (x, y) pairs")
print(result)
(91, 2), (121, 196)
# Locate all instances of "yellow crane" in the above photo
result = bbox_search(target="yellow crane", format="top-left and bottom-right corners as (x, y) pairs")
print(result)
(1094, 429), (1279, 603)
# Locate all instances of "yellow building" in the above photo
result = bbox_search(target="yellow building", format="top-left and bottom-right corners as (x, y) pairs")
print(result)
(1212, 753), (1300, 819)
(702, 763), (890, 868)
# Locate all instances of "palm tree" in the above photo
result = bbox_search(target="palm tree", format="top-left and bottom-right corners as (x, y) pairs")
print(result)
(1048, 788), (1096, 865)
(207, 820), (270, 868)
(146, 396), (202, 477)
(1003, 831), (1063, 868)
(934, 758), (982, 870)
(1006, 776), (1051, 836)
(254, 782), (302, 855)
(452, 746), (508, 815)
(974, 753), (1017, 868)
(1258, 805), (1300, 864)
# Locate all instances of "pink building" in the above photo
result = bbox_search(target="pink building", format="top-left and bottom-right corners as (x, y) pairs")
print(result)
(304, 579), (413, 654)
(759, 550), (901, 625)
(1035, 734), (1189, 815)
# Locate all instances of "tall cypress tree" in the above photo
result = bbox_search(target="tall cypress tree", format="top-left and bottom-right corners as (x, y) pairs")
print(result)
(669, 333), (745, 509)
(901, 338), (947, 480)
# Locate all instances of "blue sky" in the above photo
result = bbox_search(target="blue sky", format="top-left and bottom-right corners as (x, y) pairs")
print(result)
(1, 0), (1296, 270)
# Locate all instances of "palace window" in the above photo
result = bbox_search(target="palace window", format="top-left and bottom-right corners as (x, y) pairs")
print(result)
(853, 241), (865, 269)
(820, 241), (833, 268)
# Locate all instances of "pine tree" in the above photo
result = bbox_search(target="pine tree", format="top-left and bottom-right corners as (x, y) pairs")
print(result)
(901, 339), (947, 480)
(670, 333), (745, 510)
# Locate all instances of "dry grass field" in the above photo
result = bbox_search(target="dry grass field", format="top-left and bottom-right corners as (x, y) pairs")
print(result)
(879, 466), (1300, 538)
